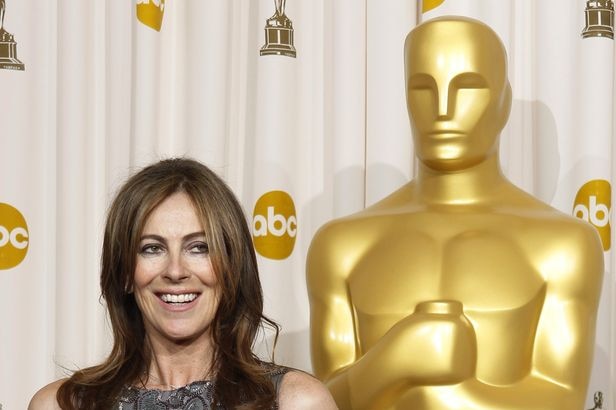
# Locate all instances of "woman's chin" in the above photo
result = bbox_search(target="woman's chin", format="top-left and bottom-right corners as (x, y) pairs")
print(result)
(150, 323), (210, 345)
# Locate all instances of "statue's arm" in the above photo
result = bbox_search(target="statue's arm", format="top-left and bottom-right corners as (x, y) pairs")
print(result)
(306, 224), (358, 409)
(524, 225), (604, 406)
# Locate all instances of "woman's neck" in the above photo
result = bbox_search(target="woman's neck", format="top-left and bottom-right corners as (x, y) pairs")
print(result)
(142, 332), (216, 390)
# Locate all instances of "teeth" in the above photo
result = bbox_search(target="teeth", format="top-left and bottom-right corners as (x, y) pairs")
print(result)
(160, 293), (197, 303)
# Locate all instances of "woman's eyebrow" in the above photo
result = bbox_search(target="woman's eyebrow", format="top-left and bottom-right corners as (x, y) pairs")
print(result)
(140, 234), (165, 242)
(183, 231), (206, 241)
(139, 232), (206, 242)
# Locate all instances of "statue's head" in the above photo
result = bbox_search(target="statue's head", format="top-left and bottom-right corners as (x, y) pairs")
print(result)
(404, 17), (512, 171)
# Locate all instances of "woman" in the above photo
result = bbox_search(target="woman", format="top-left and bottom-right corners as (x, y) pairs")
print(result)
(29, 158), (337, 409)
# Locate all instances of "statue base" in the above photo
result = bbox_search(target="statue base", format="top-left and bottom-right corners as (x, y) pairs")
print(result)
(0, 30), (25, 71)
(582, 2), (614, 39)
(260, 14), (296, 58)
(582, 27), (614, 38)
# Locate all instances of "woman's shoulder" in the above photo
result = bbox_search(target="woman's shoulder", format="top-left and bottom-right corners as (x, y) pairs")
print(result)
(28, 379), (66, 410)
(277, 369), (338, 410)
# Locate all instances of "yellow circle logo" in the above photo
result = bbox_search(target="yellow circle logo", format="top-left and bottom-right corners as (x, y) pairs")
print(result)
(252, 191), (297, 260)
(0, 203), (29, 269)
(573, 179), (611, 251)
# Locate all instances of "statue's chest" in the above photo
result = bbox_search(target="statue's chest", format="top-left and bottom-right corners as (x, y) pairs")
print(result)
(348, 219), (546, 325)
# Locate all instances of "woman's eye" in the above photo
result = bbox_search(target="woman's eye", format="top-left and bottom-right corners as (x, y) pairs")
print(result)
(188, 242), (209, 254)
(140, 244), (164, 255)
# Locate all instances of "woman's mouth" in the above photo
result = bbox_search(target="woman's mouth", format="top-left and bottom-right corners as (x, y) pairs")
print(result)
(158, 293), (199, 304)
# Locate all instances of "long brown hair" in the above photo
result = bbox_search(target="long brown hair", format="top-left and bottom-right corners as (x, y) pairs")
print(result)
(57, 158), (280, 409)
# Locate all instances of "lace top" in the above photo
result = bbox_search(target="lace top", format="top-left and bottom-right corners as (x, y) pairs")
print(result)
(115, 365), (290, 410)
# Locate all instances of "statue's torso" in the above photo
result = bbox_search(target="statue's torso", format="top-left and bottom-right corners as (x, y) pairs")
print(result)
(345, 206), (569, 386)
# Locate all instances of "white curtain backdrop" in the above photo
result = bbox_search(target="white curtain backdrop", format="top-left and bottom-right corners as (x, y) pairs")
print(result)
(0, 1), (613, 409)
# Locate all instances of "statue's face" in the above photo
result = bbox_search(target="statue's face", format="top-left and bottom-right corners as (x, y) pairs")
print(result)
(405, 19), (511, 171)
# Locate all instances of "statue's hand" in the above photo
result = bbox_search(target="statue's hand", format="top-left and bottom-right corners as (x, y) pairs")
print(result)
(375, 300), (477, 383)
(344, 300), (476, 408)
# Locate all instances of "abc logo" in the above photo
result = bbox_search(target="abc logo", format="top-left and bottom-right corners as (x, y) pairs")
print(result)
(252, 191), (297, 260)
(573, 179), (611, 251)
(0, 203), (29, 269)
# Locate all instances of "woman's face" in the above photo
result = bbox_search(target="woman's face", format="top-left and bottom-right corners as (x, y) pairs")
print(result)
(133, 191), (220, 345)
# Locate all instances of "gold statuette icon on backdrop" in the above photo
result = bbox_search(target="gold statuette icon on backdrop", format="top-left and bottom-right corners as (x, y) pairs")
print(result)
(137, 0), (165, 32)
(0, 0), (24, 71)
(422, 0), (446, 13)
(582, 0), (614, 39)
(307, 16), (604, 410)
(260, 0), (296, 58)
(586, 391), (604, 410)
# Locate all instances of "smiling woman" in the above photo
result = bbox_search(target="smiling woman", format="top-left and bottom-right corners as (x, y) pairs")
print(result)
(28, 158), (337, 410)
(133, 192), (222, 355)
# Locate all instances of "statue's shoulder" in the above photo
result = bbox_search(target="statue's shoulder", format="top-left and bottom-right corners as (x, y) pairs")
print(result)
(501, 188), (603, 251)
(514, 202), (604, 290)
(498, 184), (600, 231)
(309, 212), (374, 253)
(540, 210), (603, 256)
(312, 183), (416, 242)
(307, 216), (366, 282)
(518, 196), (600, 239)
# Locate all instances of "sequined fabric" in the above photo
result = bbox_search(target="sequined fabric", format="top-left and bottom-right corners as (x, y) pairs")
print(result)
(117, 380), (218, 410)
(115, 366), (289, 410)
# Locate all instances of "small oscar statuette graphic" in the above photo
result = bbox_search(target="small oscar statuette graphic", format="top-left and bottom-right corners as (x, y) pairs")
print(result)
(137, 0), (165, 32)
(587, 391), (604, 410)
(0, 0), (25, 70)
(582, 0), (614, 39)
(260, 0), (296, 58)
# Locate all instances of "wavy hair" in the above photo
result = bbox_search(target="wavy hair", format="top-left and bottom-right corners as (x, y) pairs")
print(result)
(57, 158), (280, 409)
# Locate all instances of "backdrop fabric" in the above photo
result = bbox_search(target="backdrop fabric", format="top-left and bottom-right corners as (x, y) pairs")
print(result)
(0, 1), (613, 409)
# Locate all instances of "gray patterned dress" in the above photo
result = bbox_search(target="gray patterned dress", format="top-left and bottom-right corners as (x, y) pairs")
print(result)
(115, 366), (290, 410)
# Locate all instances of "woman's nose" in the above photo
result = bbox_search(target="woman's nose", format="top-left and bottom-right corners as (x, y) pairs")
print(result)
(163, 251), (189, 281)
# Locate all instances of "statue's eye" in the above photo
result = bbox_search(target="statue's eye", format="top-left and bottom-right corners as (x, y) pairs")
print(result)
(451, 73), (487, 89)
(408, 74), (437, 91)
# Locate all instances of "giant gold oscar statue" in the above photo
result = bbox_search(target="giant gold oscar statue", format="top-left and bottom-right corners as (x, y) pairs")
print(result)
(307, 16), (604, 410)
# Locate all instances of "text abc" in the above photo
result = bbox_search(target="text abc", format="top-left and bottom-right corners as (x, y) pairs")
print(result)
(0, 226), (29, 249)
(253, 206), (297, 237)
(574, 196), (611, 227)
